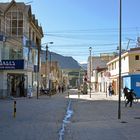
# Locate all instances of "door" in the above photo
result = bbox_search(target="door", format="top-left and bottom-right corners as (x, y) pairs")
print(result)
(7, 74), (28, 97)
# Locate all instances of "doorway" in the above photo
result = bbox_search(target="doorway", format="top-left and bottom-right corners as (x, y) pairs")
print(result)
(7, 73), (28, 97)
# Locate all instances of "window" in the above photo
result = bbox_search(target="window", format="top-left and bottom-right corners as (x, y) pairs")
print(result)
(6, 10), (23, 36)
(135, 55), (139, 60)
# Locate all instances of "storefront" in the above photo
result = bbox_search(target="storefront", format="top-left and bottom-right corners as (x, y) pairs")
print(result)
(0, 59), (35, 98)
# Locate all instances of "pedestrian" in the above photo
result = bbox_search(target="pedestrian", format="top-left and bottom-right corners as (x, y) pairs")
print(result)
(123, 86), (128, 99)
(61, 85), (64, 93)
(56, 84), (58, 93)
(27, 85), (33, 98)
(58, 85), (61, 93)
(83, 82), (88, 94)
(108, 84), (113, 96)
(125, 89), (136, 107)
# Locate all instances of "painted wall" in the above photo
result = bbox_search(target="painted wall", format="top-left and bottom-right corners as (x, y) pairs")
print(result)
(123, 75), (140, 97)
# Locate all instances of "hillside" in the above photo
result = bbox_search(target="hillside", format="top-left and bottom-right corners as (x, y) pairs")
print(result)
(41, 51), (81, 69)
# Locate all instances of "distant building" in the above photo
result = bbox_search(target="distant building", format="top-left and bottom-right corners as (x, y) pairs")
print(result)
(0, 0), (43, 98)
(87, 53), (115, 92)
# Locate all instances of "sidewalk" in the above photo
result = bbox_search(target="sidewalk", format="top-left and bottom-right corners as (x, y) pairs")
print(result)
(64, 90), (140, 140)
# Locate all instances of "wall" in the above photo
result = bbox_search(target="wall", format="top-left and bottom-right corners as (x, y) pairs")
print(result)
(123, 75), (140, 97)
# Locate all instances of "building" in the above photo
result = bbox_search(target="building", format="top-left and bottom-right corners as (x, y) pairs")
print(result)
(87, 53), (115, 92)
(41, 60), (62, 89)
(0, 0), (43, 98)
(107, 47), (140, 96)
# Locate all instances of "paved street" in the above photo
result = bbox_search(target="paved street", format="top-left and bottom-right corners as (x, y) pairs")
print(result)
(0, 89), (140, 140)
(65, 90), (140, 140)
(0, 94), (68, 140)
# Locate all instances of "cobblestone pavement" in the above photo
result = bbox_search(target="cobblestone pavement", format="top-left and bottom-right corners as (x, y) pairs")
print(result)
(0, 90), (140, 140)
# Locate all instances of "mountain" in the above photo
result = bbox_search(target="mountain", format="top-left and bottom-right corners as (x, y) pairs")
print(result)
(41, 51), (81, 69)
(80, 63), (87, 70)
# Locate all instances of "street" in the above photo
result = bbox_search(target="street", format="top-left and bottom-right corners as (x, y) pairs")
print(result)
(0, 89), (140, 140)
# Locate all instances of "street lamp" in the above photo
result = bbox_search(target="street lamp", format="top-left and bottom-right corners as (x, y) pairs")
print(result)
(37, 43), (41, 99)
(118, 0), (122, 119)
(49, 50), (52, 93)
(89, 47), (92, 98)
(45, 42), (53, 89)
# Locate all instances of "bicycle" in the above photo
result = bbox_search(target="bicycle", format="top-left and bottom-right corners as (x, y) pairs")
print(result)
(124, 94), (139, 106)
(133, 95), (139, 104)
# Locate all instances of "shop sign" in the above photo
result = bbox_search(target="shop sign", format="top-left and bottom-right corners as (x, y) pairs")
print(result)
(0, 60), (24, 70)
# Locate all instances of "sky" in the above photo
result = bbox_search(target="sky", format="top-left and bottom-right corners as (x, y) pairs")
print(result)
(2, 0), (140, 63)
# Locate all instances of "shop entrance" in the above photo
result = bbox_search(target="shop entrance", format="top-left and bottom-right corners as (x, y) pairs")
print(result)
(7, 73), (28, 97)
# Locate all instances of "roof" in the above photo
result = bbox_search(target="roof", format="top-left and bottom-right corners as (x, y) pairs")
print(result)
(107, 47), (140, 65)
(92, 57), (108, 69)
(0, 0), (43, 36)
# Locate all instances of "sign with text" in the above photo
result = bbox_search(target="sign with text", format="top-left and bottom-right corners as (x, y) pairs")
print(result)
(0, 60), (24, 70)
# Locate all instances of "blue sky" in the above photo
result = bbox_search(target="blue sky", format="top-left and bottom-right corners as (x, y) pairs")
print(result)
(2, 0), (140, 63)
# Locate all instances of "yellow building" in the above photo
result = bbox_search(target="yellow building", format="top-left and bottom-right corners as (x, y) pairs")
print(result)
(107, 47), (140, 95)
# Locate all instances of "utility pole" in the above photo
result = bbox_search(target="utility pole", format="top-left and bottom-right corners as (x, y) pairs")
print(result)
(89, 47), (92, 98)
(118, 0), (122, 119)
(37, 44), (41, 99)
(45, 45), (48, 88)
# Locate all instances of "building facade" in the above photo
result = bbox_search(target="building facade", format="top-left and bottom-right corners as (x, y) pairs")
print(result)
(107, 47), (140, 95)
(0, 0), (43, 98)
(87, 53), (115, 92)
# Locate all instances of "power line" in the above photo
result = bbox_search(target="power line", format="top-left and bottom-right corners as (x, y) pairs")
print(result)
(44, 27), (140, 34)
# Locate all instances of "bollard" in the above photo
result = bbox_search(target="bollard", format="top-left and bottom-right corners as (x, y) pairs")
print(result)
(68, 92), (69, 98)
(78, 90), (80, 98)
(13, 100), (16, 118)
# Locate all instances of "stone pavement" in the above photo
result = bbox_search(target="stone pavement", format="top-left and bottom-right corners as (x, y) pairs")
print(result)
(0, 93), (69, 140)
(0, 90), (140, 140)
(64, 90), (140, 140)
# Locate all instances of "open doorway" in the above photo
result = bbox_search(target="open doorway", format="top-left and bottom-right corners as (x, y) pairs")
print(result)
(7, 73), (28, 97)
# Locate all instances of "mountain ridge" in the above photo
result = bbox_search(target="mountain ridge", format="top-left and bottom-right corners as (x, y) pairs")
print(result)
(41, 51), (81, 69)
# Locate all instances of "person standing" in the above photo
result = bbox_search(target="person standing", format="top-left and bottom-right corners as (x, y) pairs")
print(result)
(27, 85), (33, 98)
(58, 85), (61, 93)
(108, 84), (113, 96)
(61, 85), (64, 93)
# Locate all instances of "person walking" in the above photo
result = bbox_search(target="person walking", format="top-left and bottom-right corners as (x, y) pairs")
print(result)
(125, 89), (136, 107)
(123, 86), (128, 99)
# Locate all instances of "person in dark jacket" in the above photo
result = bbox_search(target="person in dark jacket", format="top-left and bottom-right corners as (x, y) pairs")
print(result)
(125, 89), (136, 107)
(108, 84), (113, 96)
(58, 85), (61, 93)
(123, 86), (128, 99)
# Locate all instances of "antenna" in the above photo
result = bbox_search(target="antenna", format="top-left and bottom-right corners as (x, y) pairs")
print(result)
(126, 38), (134, 50)
(25, 1), (34, 4)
